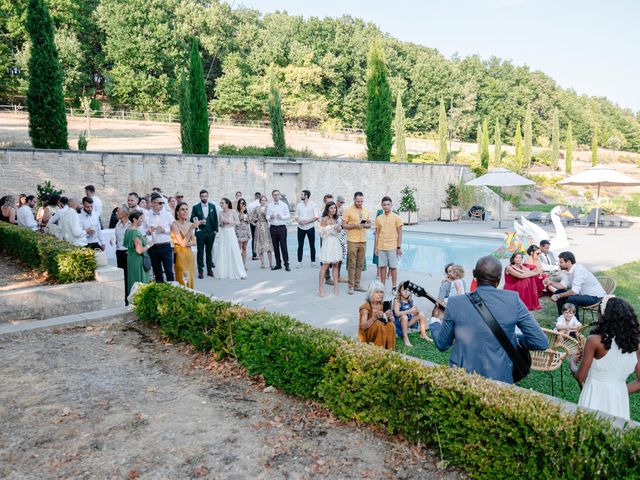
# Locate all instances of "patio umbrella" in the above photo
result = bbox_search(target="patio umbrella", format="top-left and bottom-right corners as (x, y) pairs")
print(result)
(558, 165), (640, 235)
(466, 168), (535, 228)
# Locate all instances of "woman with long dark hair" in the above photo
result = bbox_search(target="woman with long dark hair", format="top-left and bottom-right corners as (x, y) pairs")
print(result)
(171, 201), (197, 288)
(318, 201), (342, 297)
(235, 198), (251, 270)
(213, 197), (247, 279)
(503, 251), (541, 310)
(570, 296), (640, 420)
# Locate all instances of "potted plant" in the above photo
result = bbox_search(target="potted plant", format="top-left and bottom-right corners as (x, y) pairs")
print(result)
(398, 185), (418, 225)
(440, 183), (459, 221)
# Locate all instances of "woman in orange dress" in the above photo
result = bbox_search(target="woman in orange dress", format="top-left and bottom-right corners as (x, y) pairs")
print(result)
(358, 281), (396, 349)
(171, 201), (197, 288)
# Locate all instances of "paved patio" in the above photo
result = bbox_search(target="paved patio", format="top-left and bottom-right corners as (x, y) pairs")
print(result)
(188, 221), (640, 338)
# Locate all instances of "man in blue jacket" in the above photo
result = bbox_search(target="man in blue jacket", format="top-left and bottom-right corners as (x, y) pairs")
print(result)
(430, 255), (548, 384)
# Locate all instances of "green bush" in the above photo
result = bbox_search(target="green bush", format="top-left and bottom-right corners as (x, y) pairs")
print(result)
(0, 222), (95, 283)
(216, 144), (316, 158)
(131, 282), (640, 479)
(532, 149), (553, 167)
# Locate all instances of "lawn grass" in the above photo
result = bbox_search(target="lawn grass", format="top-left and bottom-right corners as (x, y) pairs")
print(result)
(399, 260), (640, 421)
(517, 204), (558, 213)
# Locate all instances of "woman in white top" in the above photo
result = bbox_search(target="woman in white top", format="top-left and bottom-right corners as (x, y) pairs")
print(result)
(570, 296), (640, 420)
(213, 198), (247, 280)
(318, 201), (342, 297)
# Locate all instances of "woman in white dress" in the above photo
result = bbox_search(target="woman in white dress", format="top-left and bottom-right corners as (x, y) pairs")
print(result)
(213, 198), (247, 280)
(318, 201), (342, 297)
(570, 296), (640, 420)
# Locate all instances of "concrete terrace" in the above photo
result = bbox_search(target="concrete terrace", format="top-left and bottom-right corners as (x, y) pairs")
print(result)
(190, 220), (640, 338)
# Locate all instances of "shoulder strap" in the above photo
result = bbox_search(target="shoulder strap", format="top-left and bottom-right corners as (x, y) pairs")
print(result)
(466, 291), (529, 378)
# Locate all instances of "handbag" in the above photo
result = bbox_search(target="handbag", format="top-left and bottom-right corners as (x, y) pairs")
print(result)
(466, 291), (531, 383)
(143, 252), (152, 272)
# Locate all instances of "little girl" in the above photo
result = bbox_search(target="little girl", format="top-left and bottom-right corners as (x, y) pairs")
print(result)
(393, 282), (430, 347)
(444, 264), (466, 304)
(555, 303), (582, 338)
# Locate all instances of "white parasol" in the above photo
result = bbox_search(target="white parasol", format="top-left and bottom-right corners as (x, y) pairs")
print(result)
(558, 165), (640, 235)
(466, 168), (535, 228)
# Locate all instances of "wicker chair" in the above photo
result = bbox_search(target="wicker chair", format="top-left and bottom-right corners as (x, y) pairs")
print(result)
(530, 329), (580, 395)
(579, 276), (617, 323)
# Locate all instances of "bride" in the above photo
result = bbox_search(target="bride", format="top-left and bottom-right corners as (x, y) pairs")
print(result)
(213, 198), (247, 280)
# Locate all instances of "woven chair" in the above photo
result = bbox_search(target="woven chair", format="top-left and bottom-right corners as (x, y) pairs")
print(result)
(530, 329), (580, 395)
(580, 276), (617, 323)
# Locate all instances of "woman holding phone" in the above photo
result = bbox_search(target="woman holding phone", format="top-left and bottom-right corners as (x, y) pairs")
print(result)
(358, 281), (396, 350)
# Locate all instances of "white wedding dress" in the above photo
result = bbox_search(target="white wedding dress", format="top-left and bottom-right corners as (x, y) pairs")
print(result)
(578, 338), (637, 420)
(214, 212), (247, 280)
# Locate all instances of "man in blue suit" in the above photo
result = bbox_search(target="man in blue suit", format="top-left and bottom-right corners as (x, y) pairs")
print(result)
(430, 255), (548, 384)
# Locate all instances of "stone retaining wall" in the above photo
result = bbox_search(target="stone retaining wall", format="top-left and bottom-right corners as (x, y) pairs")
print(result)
(0, 148), (474, 222)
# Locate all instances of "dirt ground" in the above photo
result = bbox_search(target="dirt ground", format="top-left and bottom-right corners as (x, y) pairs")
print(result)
(0, 321), (466, 480)
(0, 254), (48, 291)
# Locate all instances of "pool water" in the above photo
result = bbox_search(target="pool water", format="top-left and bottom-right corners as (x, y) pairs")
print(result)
(287, 232), (501, 274)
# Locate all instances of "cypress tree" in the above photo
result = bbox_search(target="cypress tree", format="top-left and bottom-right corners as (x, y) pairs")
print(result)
(566, 122), (573, 175)
(188, 38), (209, 155)
(591, 125), (598, 166)
(26, 0), (68, 149)
(178, 70), (191, 153)
(365, 39), (393, 161)
(438, 97), (448, 163)
(476, 123), (482, 155)
(524, 104), (532, 170)
(494, 121), (502, 164)
(268, 71), (286, 157)
(514, 121), (524, 172)
(394, 92), (407, 163)
(481, 118), (490, 170)
(551, 107), (560, 170)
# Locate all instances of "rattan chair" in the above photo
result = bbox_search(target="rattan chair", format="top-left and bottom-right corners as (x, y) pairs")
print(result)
(530, 329), (580, 395)
(580, 276), (617, 323)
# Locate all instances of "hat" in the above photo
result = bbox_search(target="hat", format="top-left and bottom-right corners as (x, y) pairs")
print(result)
(336, 195), (346, 203)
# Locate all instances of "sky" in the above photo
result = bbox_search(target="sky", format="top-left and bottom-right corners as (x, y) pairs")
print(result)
(234, 0), (640, 112)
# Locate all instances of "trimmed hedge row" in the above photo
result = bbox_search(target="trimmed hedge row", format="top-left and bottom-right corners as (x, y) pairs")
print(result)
(0, 222), (96, 283)
(132, 283), (640, 479)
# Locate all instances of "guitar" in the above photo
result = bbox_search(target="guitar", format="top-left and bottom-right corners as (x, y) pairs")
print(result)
(402, 280), (446, 310)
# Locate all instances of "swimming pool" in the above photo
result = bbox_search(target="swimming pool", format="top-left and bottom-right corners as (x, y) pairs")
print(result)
(287, 232), (501, 274)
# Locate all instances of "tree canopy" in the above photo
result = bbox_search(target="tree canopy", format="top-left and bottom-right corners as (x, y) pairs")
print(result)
(2, 0), (640, 153)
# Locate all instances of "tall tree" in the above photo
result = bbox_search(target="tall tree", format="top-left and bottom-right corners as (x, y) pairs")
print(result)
(551, 107), (560, 170)
(494, 120), (502, 164)
(178, 69), (191, 153)
(269, 70), (286, 157)
(438, 97), (448, 163)
(25, 0), (68, 149)
(476, 123), (482, 155)
(514, 121), (524, 172)
(365, 39), (393, 161)
(524, 103), (532, 170)
(394, 92), (407, 163)
(481, 118), (490, 170)
(565, 122), (573, 175)
(591, 125), (598, 166)
(187, 38), (209, 155)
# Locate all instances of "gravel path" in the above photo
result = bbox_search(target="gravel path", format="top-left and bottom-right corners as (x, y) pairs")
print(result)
(0, 321), (466, 479)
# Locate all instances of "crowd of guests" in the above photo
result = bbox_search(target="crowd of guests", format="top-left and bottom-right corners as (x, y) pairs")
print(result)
(4, 185), (639, 421)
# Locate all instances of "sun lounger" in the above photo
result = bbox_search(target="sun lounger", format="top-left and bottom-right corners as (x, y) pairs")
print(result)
(525, 211), (543, 223)
(579, 208), (604, 227)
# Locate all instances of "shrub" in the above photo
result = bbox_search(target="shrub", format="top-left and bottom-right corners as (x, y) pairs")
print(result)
(532, 149), (553, 167)
(0, 222), (95, 283)
(131, 283), (640, 479)
(78, 130), (88, 150)
(216, 144), (316, 158)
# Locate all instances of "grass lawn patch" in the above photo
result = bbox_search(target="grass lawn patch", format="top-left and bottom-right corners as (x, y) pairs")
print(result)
(400, 260), (640, 422)
(517, 204), (558, 213)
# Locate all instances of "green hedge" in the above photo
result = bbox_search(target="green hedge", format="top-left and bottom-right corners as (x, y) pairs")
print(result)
(0, 222), (96, 283)
(132, 283), (640, 479)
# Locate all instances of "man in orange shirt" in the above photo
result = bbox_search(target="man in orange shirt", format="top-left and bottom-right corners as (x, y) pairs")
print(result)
(342, 192), (371, 294)
(374, 196), (403, 293)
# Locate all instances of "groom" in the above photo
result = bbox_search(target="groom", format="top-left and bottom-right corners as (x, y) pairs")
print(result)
(190, 189), (219, 279)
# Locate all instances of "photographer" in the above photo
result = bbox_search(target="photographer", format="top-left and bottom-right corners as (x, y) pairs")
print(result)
(358, 281), (396, 350)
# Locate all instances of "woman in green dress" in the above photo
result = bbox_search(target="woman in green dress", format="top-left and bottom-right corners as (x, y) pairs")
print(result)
(124, 210), (152, 296)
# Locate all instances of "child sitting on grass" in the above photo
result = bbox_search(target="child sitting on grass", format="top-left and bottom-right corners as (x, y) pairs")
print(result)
(393, 281), (430, 347)
(555, 302), (582, 338)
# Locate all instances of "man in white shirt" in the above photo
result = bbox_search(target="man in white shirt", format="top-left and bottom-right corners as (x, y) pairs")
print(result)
(80, 196), (105, 250)
(59, 198), (88, 246)
(294, 189), (318, 268)
(146, 193), (175, 282)
(48, 196), (69, 239)
(267, 189), (291, 271)
(549, 251), (606, 321)
(84, 185), (103, 227)
(16, 195), (38, 231)
(247, 192), (262, 260)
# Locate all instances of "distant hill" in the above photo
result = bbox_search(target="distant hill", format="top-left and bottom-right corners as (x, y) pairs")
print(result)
(2, 0), (639, 152)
